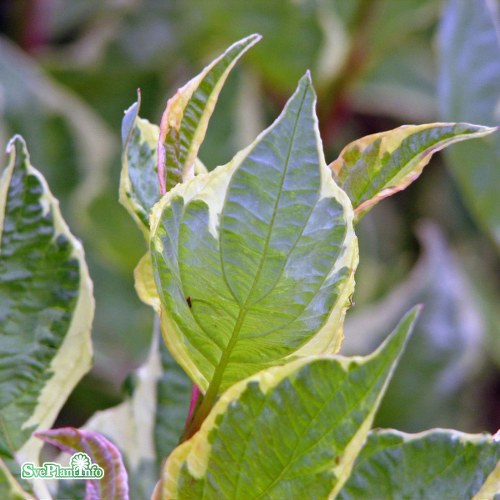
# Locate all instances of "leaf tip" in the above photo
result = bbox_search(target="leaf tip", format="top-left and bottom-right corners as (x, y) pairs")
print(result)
(5, 134), (25, 155)
(121, 99), (141, 147)
(247, 33), (263, 43)
(374, 305), (422, 360)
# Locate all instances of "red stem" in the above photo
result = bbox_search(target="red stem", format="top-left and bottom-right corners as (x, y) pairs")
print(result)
(186, 385), (201, 423)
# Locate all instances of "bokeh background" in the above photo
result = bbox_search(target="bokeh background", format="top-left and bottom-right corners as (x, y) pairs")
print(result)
(1, 0), (499, 434)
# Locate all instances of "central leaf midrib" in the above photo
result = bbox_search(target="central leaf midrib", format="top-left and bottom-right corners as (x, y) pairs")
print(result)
(209, 85), (309, 400)
(251, 356), (392, 499)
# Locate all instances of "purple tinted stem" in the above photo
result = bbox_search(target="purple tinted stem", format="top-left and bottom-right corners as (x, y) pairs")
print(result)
(187, 385), (201, 423)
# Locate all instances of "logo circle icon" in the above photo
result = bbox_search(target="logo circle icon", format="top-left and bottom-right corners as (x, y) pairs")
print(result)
(70, 452), (91, 475)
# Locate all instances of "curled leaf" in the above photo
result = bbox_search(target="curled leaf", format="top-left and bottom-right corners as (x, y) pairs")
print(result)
(36, 427), (129, 500)
(330, 123), (496, 221)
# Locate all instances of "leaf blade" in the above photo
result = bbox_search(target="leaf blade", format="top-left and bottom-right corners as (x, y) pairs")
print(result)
(119, 96), (160, 233)
(329, 122), (495, 221)
(157, 33), (261, 193)
(159, 307), (419, 499)
(120, 97), (209, 235)
(150, 74), (358, 399)
(0, 136), (94, 493)
(338, 429), (500, 499)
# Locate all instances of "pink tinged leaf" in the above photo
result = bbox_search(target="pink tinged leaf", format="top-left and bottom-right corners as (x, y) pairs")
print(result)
(157, 34), (261, 195)
(329, 122), (496, 221)
(35, 427), (129, 500)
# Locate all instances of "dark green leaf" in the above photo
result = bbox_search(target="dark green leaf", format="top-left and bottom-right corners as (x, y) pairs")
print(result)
(0, 136), (93, 494)
(338, 429), (500, 499)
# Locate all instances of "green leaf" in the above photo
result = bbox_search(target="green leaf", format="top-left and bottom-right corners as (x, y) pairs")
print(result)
(159, 307), (419, 499)
(157, 34), (261, 194)
(338, 429), (500, 499)
(150, 74), (358, 403)
(120, 95), (209, 235)
(78, 321), (191, 498)
(329, 123), (495, 221)
(0, 136), (94, 495)
(36, 427), (129, 500)
(120, 95), (162, 234)
(438, 0), (500, 246)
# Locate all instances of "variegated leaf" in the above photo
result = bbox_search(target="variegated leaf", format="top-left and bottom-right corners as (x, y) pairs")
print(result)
(150, 75), (358, 427)
(329, 123), (495, 221)
(157, 33), (261, 194)
(158, 308), (419, 499)
(0, 136), (94, 497)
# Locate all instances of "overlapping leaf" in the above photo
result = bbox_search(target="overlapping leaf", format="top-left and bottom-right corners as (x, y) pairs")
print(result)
(157, 308), (418, 499)
(150, 74), (358, 400)
(73, 322), (190, 499)
(120, 96), (210, 235)
(329, 123), (495, 221)
(0, 136), (94, 496)
(120, 29), (253, 234)
(438, 0), (500, 246)
(120, 96), (162, 234)
(36, 427), (129, 500)
(338, 429), (500, 499)
(157, 33), (260, 194)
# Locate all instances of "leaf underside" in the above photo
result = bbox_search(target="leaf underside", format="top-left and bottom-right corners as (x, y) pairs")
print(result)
(151, 73), (357, 395)
(330, 122), (495, 221)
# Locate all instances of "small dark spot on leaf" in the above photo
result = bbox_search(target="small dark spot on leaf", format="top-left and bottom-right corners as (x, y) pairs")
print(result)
(186, 296), (192, 308)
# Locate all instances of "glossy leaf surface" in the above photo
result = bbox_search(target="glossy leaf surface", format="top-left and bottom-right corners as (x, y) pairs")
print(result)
(150, 74), (358, 396)
(36, 427), (129, 500)
(0, 136), (93, 494)
(159, 307), (418, 499)
(438, 0), (500, 246)
(338, 429), (500, 499)
(329, 123), (495, 221)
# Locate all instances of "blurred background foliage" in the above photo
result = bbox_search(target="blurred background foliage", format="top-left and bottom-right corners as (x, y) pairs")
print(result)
(0, 0), (499, 434)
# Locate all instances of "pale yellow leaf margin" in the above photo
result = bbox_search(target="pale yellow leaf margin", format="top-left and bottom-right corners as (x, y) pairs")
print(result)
(1, 137), (94, 498)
